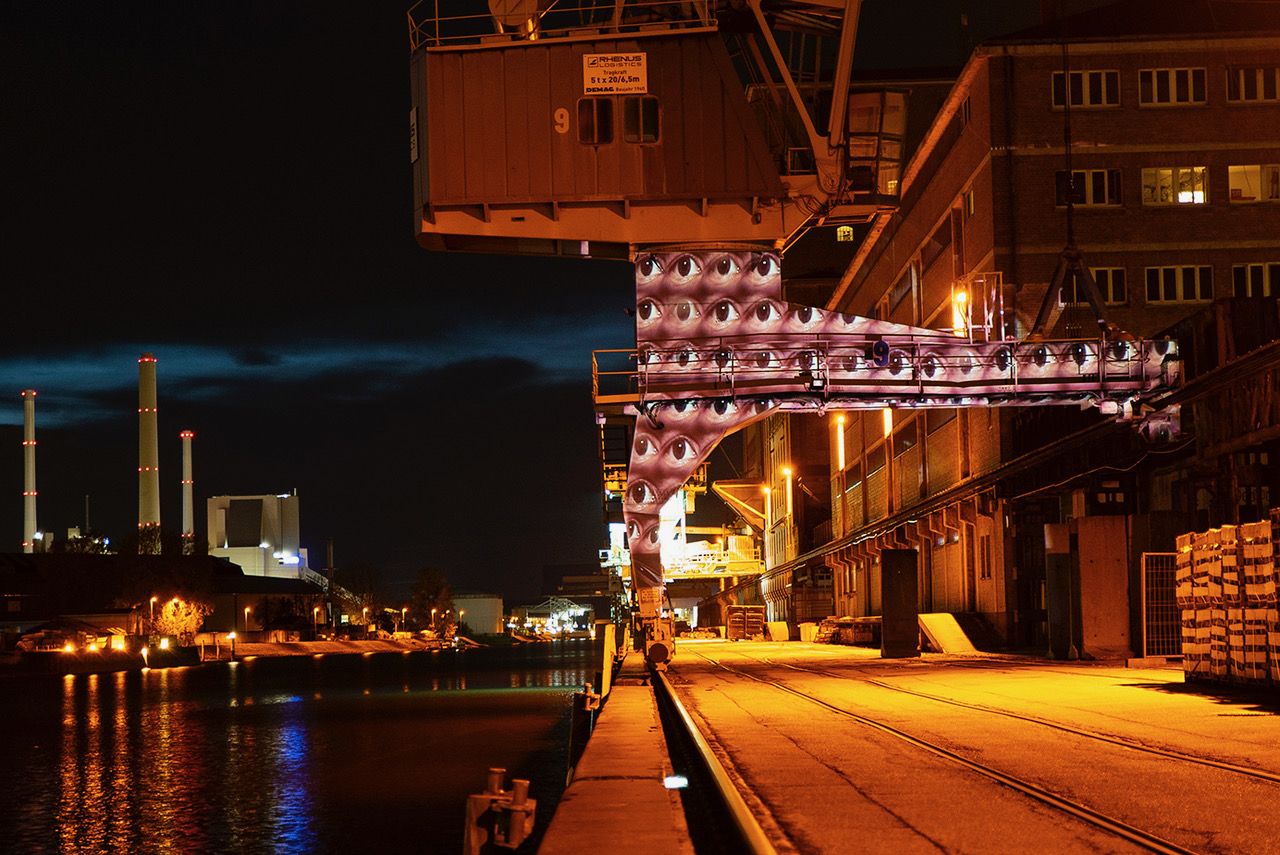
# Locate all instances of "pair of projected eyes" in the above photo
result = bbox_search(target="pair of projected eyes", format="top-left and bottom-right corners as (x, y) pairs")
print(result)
(634, 435), (698, 464)
(626, 519), (661, 547)
(636, 300), (700, 324)
(747, 351), (807, 367)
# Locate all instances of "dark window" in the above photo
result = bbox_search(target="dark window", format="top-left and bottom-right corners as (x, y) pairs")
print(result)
(622, 96), (659, 143)
(1140, 67), (1207, 105)
(867, 443), (886, 475)
(893, 418), (918, 457)
(577, 98), (614, 144)
(926, 408), (956, 434)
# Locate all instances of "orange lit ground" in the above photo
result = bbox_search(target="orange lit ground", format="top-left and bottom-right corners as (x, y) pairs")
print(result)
(661, 640), (1280, 855)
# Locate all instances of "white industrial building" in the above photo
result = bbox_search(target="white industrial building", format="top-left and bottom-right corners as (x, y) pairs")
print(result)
(207, 492), (313, 580)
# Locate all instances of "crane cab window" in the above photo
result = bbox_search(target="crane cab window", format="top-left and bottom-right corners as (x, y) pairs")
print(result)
(578, 98), (614, 144)
(623, 96), (659, 143)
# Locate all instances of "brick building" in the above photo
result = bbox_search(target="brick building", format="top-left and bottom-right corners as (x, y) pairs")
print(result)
(747, 0), (1280, 656)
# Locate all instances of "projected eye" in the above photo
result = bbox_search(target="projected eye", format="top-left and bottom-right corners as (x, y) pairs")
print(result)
(633, 435), (658, 461)
(743, 301), (782, 331)
(708, 254), (741, 282)
(786, 306), (823, 329)
(749, 253), (779, 279)
(636, 254), (663, 282)
(669, 254), (701, 286)
(666, 437), (699, 464)
(672, 301), (699, 323)
(637, 299), (662, 322)
(753, 351), (779, 370)
(627, 481), (657, 507)
(701, 299), (737, 328)
(674, 349), (698, 368)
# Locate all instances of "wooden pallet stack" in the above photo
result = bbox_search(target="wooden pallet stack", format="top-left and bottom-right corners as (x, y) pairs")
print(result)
(1241, 520), (1272, 683)
(1177, 515), (1279, 687)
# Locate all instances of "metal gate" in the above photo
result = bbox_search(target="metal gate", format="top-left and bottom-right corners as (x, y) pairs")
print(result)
(1141, 553), (1181, 657)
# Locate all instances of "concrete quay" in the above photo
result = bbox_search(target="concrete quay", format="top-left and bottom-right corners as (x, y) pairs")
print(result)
(538, 658), (693, 855)
(538, 639), (1280, 855)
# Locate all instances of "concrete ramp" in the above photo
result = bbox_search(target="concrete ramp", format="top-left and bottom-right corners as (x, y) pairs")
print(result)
(918, 613), (980, 654)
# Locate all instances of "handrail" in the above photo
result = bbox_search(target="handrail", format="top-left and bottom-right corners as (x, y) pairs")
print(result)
(592, 336), (1176, 408)
(409, 0), (714, 50)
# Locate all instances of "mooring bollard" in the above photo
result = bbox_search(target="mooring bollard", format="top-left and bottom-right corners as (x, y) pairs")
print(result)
(463, 767), (536, 854)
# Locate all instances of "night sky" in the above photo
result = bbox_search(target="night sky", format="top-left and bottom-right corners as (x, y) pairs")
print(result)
(0, 1), (1089, 603)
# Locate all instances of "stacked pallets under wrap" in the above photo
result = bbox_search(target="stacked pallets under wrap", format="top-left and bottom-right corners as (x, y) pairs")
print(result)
(1177, 516), (1278, 686)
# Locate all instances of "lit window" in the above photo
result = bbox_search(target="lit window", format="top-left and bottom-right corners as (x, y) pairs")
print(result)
(1233, 263), (1280, 298)
(1145, 265), (1213, 303)
(1228, 164), (1280, 202)
(622, 96), (659, 143)
(577, 98), (614, 145)
(1061, 268), (1127, 305)
(1055, 169), (1122, 206)
(1141, 167), (1207, 205)
(1227, 66), (1280, 103)
(1139, 67), (1206, 105)
(1052, 70), (1120, 107)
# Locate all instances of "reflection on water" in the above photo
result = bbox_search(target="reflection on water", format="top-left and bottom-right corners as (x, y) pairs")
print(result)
(2, 640), (600, 854)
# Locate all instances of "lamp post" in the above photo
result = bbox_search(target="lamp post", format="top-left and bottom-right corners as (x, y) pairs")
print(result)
(401, 607), (407, 633)
(313, 607), (320, 637)
(431, 608), (437, 631)
(229, 631), (236, 660)
(149, 596), (157, 631)
(244, 607), (251, 634)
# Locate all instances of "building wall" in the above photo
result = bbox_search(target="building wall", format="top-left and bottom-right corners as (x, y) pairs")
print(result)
(811, 26), (1280, 645)
(208, 494), (307, 578)
(454, 594), (503, 635)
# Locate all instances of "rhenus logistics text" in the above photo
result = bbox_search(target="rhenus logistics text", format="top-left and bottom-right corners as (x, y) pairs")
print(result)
(583, 53), (648, 94)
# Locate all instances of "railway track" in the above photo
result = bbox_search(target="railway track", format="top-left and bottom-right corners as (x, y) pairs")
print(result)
(671, 648), (1280, 855)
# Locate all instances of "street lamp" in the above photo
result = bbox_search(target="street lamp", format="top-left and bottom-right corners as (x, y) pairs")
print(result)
(313, 607), (320, 636)
(149, 596), (157, 630)
(401, 607), (407, 632)
(431, 608), (437, 630)
(229, 631), (236, 660)
(244, 607), (251, 634)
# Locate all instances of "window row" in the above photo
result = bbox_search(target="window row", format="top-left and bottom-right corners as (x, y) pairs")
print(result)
(1052, 164), (1280, 207)
(1051, 64), (1279, 107)
(1058, 264), (1280, 305)
(577, 96), (659, 145)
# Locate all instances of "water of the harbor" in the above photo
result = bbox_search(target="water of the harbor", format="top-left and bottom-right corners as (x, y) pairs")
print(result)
(0, 641), (601, 855)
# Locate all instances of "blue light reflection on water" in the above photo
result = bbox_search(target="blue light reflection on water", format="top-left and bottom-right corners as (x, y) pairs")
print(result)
(1, 640), (599, 854)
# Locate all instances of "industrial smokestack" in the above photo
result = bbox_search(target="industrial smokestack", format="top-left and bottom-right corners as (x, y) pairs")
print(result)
(180, 430), (194, 552)
(22, 390), (36, 553)
(138, 354), (161, 551)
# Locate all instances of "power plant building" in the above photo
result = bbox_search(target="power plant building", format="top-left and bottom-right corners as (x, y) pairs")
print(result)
(207, 493), (313, 580)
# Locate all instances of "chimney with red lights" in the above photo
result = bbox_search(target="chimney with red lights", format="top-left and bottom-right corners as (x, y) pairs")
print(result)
(181, 430), (195, 552)
(138, 354), (161, 551)
(22, 390), (36, 553)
